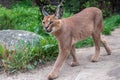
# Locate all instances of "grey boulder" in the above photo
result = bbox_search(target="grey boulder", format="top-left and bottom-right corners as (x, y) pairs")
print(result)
(0, 30), (41, 51)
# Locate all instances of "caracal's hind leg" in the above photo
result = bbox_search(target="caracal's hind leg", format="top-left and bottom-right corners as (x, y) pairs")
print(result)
(91, 33), (101, 62)
(70, 45), (79, 67)
(101, 39), (111, 55)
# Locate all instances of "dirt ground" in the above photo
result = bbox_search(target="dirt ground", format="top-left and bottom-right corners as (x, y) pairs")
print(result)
(0, 28), (120, 80)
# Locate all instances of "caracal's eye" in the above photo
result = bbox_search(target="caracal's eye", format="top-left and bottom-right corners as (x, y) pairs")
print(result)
(50, 21), (53, 24)
(42, 21), (45, 24)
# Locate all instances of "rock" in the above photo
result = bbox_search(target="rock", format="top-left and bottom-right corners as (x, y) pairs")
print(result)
(0, 30), (41, 51)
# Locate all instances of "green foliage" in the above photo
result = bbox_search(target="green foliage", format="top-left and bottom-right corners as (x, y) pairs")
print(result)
(63, 11), (73, 18)
(0, 35), (58, 72)
(0, 14), (14, 29)
(11, 0), (33, 7)
(64, 0), (112, 17)
(75, 38), (94, 48)
(0, 45), (3, 58)
(103, 15), (120, 35)
(40, 36), (58, 61)
(0, 6), (44, 34)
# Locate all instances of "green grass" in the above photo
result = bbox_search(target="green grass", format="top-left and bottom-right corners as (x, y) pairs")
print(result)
(75, 37), (94, 48)
(103, 15), (120, 35)
(0, 5), (44, 34)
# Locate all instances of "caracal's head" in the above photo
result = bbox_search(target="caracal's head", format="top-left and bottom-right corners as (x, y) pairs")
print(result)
(41, 6), (62, 33)
(42, 15), (61, 33)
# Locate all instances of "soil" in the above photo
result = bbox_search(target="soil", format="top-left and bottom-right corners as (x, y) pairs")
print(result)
(0, 28), (120, 80)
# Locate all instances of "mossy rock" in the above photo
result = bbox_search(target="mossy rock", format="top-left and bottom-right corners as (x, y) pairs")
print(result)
(0, 30), (41, 51)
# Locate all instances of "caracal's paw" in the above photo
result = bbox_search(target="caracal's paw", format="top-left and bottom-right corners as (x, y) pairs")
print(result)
(48, 73), (58, 80)
(70, 61), (79, 67)
(91, 56), (98, 62)
(107, 49), (112, 55)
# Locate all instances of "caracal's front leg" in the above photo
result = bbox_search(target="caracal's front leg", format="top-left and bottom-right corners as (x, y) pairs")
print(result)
(48, 49), (70, 80)
(48, 37), (72, 80)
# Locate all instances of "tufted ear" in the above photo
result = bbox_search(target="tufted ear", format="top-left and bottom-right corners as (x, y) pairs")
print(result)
(55, 0), (64, 19)
(42, 6), (49, 16)
(35, 0), (64, 18)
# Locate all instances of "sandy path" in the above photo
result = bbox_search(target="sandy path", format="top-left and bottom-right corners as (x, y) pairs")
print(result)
(0, 28), (120, 80)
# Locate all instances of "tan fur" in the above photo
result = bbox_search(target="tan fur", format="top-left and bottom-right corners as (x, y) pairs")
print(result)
(42, 7), (111, 80)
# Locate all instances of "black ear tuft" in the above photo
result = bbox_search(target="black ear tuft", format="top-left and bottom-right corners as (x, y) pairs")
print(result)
(42, 6), (49, 16)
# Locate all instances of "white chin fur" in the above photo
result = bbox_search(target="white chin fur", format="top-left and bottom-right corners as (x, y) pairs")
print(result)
(52, 27), (56, 31)
(50, 27), (57, 33)
(46, 28), (55, 34)
(47, 27), (57, 34)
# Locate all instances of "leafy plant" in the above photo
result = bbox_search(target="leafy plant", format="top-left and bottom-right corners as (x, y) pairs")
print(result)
(75, 38), (94, 48)
(0, 35), (58, 72)
(103, 15), (120, 35)
(0, 6), (45, 34)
